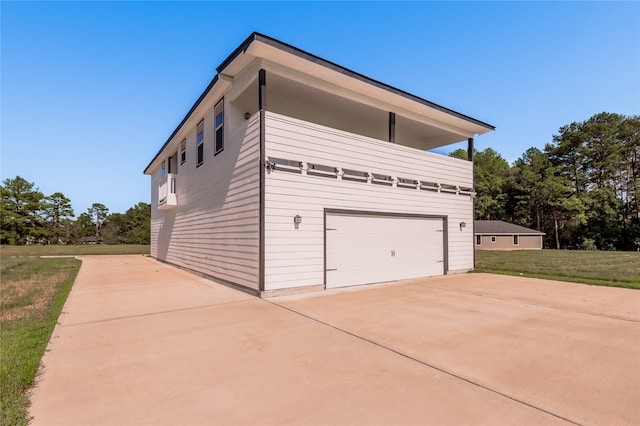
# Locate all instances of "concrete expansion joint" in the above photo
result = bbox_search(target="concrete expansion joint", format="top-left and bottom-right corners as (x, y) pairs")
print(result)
(62, 300), (251, 328)
(266, 298), (583, 426)
(426, 284), (640, 323)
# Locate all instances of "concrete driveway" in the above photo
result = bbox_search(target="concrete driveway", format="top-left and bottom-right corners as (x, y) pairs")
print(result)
(29, 255), (640, 425)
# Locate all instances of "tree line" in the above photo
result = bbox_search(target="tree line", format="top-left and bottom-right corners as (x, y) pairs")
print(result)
(3, 112), (637, 250)
(451, 112), (640, 250)
(0, 176), (150, 245)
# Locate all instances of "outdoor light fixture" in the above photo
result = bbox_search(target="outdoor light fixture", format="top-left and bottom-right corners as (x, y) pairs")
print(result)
(294, 215), (302, 229)
(459, 221), (466, 231)
(244, 112), (251, 120)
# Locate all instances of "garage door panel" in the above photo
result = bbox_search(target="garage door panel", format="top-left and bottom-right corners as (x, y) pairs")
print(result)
(326, 213), (444, 288)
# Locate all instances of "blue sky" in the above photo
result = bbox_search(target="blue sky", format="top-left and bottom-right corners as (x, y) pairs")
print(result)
(2, 1), (639, 215)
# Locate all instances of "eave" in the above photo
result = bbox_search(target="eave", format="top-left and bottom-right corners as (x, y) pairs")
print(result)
(144, 32), (495, 175)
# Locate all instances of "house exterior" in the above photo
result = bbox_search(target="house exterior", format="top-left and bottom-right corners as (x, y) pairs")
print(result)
(81, 236), (103, 245)
(474, 220), (545, 250)
(144, 33), (494, 296)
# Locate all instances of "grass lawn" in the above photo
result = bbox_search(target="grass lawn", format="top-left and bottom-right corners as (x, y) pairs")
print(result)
(0, 244), (149, 425)
(1, 244), (150, 257)
(475, 249), (640, 289)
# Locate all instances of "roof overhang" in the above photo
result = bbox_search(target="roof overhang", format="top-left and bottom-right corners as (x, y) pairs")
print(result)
(220, 33), (494, 135)
(145, 32), (495, 175)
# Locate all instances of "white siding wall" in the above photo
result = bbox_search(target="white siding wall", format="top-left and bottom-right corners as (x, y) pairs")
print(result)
(150, 111), (260, 290)
(264, 112), (474, 290)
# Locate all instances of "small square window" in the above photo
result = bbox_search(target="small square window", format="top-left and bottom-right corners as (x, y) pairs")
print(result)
(491, 236), (496, 243)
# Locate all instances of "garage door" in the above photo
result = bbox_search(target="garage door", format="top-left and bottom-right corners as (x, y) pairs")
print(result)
(325, 213), (445, 289)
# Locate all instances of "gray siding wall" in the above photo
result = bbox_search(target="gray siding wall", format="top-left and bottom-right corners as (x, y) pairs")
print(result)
(150, 112), (261, 290)
(476, 235), (543, 250)
(264, 112), (474, 290)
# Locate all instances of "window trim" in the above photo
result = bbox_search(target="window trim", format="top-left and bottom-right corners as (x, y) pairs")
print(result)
(196, 119), (204, 167)
(214, 99), (224, 156)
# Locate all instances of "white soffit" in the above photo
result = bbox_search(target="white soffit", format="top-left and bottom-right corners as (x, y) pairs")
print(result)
(238, 40), (491, 138)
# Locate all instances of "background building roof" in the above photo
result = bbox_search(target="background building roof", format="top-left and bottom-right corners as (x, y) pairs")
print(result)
(474, 220), (545, 235)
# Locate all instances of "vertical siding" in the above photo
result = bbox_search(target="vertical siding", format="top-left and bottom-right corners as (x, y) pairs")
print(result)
(264, 112), (474, 290)
(150, 112), (261, 290)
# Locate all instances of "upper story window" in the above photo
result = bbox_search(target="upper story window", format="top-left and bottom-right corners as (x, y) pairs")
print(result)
(180, 139), (186, 165)
(214, 99), (224, 155)
(196, 119), (204, 167)
(161, 160), (166, 177)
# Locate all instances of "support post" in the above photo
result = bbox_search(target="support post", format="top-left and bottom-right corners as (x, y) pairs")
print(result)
(259, 69), (266, 292)
(468, 136), (475, 270)
(389, 112), (396, 143)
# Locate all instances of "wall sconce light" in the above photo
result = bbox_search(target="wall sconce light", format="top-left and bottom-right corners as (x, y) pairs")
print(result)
(294, 215), (302, 229)
(459, 221), (466, 231)
(244, 112), (251, 120)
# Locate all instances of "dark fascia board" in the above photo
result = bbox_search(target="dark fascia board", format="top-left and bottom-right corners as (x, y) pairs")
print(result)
(144, 32), (258, 174)
(144, 32), (495, 174)
(143, 74), (219, 174)
(216, 32), (259, 73)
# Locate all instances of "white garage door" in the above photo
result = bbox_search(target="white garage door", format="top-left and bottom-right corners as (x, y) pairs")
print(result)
(325, 213), (445, 289)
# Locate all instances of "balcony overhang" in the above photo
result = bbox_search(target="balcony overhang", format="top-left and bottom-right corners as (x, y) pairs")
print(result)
(145, 32), (494, 175)
(220, 33), (494, 139)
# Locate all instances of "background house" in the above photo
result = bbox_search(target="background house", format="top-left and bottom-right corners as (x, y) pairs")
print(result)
(144, 33), (494, 296)
(474, 220), (545, 250)
(81, 236), (103, 245)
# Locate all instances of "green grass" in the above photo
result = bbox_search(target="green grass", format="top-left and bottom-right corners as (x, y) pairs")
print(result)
(1, 255), (81, 425)
(0, 244), (148, 425)
(1, 244), (150, 257)
(475, 250), (640, 289)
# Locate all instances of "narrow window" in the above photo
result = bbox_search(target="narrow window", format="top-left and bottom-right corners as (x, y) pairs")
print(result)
(161, 161), (166, 177)
(180, 139), (186, 165)
(196, 120), (204, 167)
(214, 99), (224, 155)
(491, 236), (496, 243)
(513, 235), (519, 246)
(476, 235), (481, 246)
